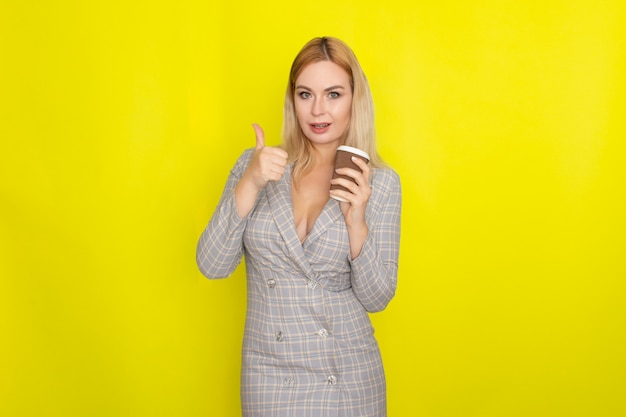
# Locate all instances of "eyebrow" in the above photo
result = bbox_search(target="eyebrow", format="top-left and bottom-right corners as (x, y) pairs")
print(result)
(295, 85), (346, 92)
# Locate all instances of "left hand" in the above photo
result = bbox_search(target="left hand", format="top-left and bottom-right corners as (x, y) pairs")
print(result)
(330, 156), (372, 227)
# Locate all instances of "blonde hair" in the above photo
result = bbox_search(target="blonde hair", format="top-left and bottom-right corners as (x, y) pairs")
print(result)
(282, 37), (384, 183)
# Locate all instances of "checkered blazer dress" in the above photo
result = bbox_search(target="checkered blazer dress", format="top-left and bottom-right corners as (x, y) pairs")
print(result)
(197, 149), (401, 417)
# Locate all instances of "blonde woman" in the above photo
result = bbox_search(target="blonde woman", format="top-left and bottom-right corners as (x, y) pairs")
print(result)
(197, 36), (401, 416)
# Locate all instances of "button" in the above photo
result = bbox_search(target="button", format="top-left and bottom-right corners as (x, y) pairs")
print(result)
(327, 375), (337, 385)
(306, 279), (317, 290)
(275, 331), (284, 342)
(283, 377), (295, 387)
(267, 279), (276, 288)
(318, 328), (328, 337)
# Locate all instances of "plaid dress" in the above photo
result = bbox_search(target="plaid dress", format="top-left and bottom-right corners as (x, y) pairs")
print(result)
(197, 149), (401, 417)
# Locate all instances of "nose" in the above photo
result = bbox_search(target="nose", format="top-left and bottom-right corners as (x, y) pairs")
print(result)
(311, 97), (325, 116)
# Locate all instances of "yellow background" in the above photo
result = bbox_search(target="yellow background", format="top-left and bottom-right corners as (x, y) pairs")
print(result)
(1, 1), (625, 416)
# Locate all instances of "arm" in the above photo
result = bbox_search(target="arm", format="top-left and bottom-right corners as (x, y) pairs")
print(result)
(234, 124), (287, 218)
(196, 125), (288, 278)
(196, 150), (254, 278)
(349, 169), (402, 312)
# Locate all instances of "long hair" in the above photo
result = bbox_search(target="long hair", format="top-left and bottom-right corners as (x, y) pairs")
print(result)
(282, 37), (384, 183)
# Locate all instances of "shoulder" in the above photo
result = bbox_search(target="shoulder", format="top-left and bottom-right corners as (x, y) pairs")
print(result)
(367, 167), (401, 214)
(231, 148), (255, 175)
(238, 148), (255, 164)
(371, 167), (401, 194)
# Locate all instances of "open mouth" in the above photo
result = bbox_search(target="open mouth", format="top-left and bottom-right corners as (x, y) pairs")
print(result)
(312, 123), (330, 128)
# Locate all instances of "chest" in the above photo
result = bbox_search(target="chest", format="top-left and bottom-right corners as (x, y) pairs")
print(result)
(291, 169), (333, 243)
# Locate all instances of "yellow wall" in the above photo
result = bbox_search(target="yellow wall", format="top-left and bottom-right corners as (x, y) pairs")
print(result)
(1, 1), (624, 416)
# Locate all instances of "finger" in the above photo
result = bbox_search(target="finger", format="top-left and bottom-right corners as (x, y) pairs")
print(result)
(334, 167), (362, 184)
(352, 157), (370, 173)
(352, 157), (370, 183)
(265, 147), (289, 162)
(270, 169), (286, 181)
(265, 166), (286, 182)
(332, 177), (359, 192)
(258, 152), (287, 173)
(252, 123), (265, 149)
(330, 188), (356, 205)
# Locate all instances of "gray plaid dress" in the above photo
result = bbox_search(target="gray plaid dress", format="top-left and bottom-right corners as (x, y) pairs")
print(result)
(197, 149), (401, 417)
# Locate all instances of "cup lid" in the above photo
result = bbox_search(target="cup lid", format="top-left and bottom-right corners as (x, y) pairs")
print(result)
(336, 145), (370, 161)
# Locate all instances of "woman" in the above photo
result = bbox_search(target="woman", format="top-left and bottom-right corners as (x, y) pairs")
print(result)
(196, 36), (401, 417)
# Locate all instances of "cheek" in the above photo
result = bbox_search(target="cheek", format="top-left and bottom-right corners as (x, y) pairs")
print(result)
(339, 101), (352, 125)
(294, 101), (307, 122)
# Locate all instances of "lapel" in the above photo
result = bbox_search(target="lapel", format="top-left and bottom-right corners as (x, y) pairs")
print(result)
(265, 164), (314, 278)
(304, 197), (342, 249)
(265, 164), (343, 277)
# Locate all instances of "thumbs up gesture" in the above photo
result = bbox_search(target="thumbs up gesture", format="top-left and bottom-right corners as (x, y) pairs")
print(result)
(244, 124), (288, 190)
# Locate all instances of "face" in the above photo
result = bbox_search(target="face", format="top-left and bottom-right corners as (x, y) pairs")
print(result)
(294, 60), (353, 148)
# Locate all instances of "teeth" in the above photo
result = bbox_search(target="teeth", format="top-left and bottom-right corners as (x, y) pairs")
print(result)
(314, 124), (329, 128)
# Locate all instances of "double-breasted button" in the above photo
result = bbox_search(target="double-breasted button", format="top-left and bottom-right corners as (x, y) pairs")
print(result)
(267, 279), (276, 288)
(327, 375), (337, 385)
(318, 328), (329, 337)
(283, 377), (295, 387)
(275, 331), (284, 342)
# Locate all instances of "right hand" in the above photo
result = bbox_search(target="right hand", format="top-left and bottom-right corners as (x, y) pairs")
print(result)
(243, 123), (288, 190)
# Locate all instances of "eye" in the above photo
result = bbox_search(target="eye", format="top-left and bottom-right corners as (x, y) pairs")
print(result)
(298, 91), (312, 99)
(328, 91), (341, 99)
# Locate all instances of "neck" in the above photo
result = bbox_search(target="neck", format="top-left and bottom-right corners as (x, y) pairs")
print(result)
(311, 143), (339, 168)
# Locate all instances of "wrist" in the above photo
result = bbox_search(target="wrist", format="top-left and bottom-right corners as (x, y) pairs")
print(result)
(240, 171), (265, 192)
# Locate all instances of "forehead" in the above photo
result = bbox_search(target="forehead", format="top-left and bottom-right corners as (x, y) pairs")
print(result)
(295, 60), (351, 87)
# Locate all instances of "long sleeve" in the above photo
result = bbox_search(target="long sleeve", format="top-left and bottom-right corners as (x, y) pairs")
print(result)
(196, 150), (254, 278)
(349, 169), (402, 312)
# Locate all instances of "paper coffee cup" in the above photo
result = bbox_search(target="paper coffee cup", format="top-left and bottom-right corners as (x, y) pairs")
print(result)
(330, 145), (370, 202)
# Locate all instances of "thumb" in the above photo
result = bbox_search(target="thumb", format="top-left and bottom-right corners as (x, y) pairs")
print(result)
(252, 123), (265, 149)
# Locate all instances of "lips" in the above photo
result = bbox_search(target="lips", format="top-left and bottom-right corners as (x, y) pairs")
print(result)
(310, 123), (331, 134)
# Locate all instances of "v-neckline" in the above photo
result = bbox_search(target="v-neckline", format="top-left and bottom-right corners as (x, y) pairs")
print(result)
(264, 164), (342, 278)
(291, 180), (333, 245)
